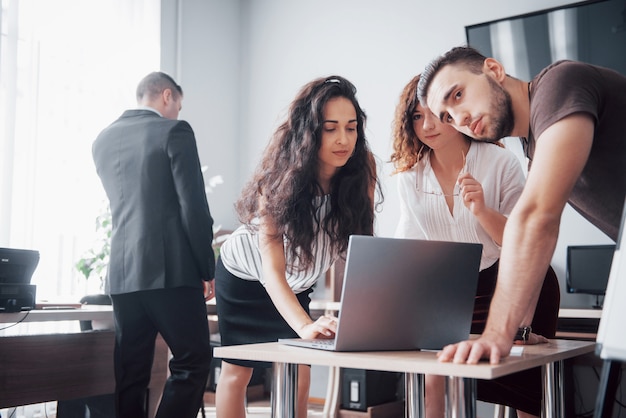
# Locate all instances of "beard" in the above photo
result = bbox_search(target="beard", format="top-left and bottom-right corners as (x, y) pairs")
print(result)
(484, 76), (515, 141)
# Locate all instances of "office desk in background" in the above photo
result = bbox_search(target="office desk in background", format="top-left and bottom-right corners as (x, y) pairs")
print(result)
(0, 306), (168, 417)
(0, 305), (114, 325)
(557, 308), (602, 340)
(215, 339), (595, 418)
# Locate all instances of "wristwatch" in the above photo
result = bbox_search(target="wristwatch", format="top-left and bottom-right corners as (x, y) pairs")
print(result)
(514, 326), (532, 342)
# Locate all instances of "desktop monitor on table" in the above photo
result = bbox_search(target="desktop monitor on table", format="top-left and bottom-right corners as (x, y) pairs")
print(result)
(0, 247), (40, 312)
(0, 247), (40, 284)
(566, 244), (616, 309)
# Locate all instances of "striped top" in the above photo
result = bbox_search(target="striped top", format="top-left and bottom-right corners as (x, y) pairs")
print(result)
(219, 195), (339, 294)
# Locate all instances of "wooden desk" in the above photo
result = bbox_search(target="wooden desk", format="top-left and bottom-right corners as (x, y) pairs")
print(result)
(0, 307), (168, 417)
(558, 308), (602, 319)
(556, 308), (602, 340)
(215, 339), (595, 418)
(0, 305), (114, 324)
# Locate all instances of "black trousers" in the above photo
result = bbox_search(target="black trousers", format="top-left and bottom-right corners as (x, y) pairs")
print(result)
(111, 287), (211, 418)
(473, 261), (561, 416)
(56, 393), (115, 418)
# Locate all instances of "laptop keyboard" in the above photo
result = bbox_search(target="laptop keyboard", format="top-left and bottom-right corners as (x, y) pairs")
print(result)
(311, 339), (336, 348)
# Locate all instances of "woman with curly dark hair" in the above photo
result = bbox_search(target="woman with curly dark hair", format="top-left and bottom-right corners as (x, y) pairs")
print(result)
(214, 75), (381, 418)
(391, 75), (559, 418)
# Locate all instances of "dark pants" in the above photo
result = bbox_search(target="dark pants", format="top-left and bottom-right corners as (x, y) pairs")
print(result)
(56, 394), (115, 418)
(111, 287), (211, 418)
(473, 261), (561, 416)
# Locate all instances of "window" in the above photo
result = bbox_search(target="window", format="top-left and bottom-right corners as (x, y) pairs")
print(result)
(0, 0), (160, 298)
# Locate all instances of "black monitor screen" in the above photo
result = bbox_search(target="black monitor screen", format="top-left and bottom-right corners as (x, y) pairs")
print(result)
(0, 247), (40, 284)
(466, 0), (626, 80)
(566, 245), (616, 295)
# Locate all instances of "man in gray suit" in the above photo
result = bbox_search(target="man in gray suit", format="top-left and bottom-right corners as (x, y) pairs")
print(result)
(93, 72), (215, 418)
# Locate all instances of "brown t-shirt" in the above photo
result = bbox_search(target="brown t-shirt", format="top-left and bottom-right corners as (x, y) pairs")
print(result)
(524, 60), (626, 241)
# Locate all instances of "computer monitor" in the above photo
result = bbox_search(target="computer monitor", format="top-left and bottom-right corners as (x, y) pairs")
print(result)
(466, 0), (626, 81)
(566, 244), (616, 308)
(0, 247), (40, 284)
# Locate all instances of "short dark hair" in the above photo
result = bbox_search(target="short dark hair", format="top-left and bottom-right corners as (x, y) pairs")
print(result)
(417, 46), (487, 106)
(136, 71), (183, 102)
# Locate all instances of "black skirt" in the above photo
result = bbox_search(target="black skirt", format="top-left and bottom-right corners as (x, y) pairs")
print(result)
(214, 257), (313, 368)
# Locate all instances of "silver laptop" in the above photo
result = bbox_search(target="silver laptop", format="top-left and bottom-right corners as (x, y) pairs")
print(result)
(280, 235), (482, 351)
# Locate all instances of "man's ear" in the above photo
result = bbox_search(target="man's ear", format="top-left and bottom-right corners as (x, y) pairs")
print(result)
(483, 58), (507, 83)
(162, 88), (172, 104)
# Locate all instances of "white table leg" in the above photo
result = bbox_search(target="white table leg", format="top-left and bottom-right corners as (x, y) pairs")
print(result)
(271, 362), (298, 418)
(405, 373), (424, 418)
(322, 366), (341, 417)
(445, 376), (476, 418)
(542, 360), (564, 418)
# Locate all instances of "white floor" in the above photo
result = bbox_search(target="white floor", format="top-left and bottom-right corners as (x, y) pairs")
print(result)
(199, 400), (325, 418)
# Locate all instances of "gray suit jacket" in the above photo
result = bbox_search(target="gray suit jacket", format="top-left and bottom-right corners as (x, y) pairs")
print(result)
(93, 109), (215, 294)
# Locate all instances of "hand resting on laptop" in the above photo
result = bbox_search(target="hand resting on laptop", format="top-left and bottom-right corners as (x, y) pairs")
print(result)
(302, 313), (338, 339)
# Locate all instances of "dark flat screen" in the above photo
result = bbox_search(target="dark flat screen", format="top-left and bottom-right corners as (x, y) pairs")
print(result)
(566, 245), (616, 295)
(466, 0), (626, 80)
(0, 247), (40, 284)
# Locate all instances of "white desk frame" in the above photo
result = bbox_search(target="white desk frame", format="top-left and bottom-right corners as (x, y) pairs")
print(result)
(215, 339), (595, 418)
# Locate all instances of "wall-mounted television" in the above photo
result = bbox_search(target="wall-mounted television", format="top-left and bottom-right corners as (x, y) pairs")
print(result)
(466, 0), (626, 81)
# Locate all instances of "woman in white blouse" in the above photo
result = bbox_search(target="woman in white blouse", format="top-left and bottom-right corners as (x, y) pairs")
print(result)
(390, 75), (559, 418)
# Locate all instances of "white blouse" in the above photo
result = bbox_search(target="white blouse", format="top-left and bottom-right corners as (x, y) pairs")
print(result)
(394, 141), (525, 271)
(219, 195), (338, 294)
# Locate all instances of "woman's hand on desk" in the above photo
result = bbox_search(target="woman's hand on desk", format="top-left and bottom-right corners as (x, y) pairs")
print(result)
(298, 314), (338, 339)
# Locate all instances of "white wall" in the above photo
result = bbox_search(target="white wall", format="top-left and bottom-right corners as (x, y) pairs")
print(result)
(161, 0), (242, 233)
(162, 0), (615, 309)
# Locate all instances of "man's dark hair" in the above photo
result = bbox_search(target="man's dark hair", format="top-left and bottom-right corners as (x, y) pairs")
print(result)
(417, 46), (487, 106)
(136, 71), (183, 102)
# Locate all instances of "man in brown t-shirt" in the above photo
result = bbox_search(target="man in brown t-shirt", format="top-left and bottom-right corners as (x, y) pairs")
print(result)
(416, 46), (626, 366)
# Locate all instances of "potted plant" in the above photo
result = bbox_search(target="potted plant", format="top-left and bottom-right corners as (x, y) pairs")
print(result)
(75, 203), (111, 292)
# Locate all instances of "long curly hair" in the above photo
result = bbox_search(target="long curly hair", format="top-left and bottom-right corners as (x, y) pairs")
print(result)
(236, 75), (381, 270)
(390, 75), (424, 174)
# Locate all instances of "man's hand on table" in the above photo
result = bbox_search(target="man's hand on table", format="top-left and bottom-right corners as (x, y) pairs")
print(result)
(437, 330), (549, 365)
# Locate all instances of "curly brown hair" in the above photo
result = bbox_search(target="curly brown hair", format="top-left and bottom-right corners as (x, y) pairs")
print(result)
(390, 75), (425, 174)
(236, 75), (382, 270)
